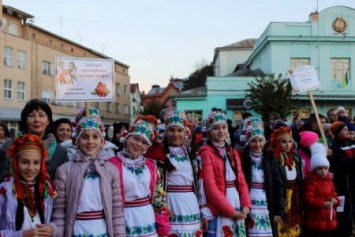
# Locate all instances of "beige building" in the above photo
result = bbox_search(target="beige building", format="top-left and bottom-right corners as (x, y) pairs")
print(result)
(0, 3), (130, 135)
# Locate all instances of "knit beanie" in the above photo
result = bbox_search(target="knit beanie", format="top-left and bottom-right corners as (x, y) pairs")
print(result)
(330, 121), (346, 137)
(310, 142), (329, 170)
(299, 131), (318, 148)
(337, 106), (346, 113)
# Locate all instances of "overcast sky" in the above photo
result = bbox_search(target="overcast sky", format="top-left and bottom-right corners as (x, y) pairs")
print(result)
(4, 0), (355, 92)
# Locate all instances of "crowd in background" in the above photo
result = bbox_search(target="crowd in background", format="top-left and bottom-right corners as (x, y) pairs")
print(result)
(0, 99), (354, 237)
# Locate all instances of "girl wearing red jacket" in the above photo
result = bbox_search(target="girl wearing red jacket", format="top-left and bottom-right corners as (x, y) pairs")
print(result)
(199, 111), (251, 237)
(303, 143), (339, 237)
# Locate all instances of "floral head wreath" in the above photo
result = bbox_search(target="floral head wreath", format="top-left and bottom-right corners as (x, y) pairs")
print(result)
(269, 123), (292, 147)
(245, 117), (265, 145)
(74, 116), (105, 145)
(74, 107), (102, 126)
(206, 111), (227, 131)
(7, 134), (56, 199)
(124, 120), (154, 147)
(165, 110), (188, 130)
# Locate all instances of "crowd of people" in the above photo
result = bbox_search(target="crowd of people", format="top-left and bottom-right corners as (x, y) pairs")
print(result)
(0, 99), (354, 237)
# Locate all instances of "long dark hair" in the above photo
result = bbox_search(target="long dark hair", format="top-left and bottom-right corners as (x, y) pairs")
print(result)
(0, 122), (11, 138)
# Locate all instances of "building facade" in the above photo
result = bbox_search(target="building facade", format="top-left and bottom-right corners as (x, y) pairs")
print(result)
(0, 4), (130, 134)
(130, 83), (144, 123)
(173, 6), (355, 125)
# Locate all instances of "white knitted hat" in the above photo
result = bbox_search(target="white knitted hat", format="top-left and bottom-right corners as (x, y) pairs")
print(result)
(310, 143), (329, 170)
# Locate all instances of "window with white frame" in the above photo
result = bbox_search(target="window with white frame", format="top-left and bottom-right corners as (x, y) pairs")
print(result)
(42, 61), (51, 75)
(116, 83), (120, 95)
(123, 104), (129, 115)
(17, 82), (25, 100)
(116, 103), (120, 113)
(4, 79), (12, 99)
(17, 51), (26, 70)
(41, 91), (51, 103)
(331, 58), (350, 81)
(9, 22), (18, 36)
(106, 102), (112, 112)
(290, 58), (310, 69)
(4, 47), (13, 66)
(124, 85), (128, 94)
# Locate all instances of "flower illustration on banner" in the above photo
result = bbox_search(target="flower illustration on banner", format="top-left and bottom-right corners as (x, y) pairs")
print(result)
(91, 82), (111, 97)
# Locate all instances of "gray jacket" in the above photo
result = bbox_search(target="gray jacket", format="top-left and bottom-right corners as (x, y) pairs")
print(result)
(51, 150), (126, 237)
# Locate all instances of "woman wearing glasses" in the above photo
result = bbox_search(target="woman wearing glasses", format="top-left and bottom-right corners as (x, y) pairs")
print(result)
(0, 98), (68, 182)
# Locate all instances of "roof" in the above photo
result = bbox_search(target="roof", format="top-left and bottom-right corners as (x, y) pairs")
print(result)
(146, 87), (165, 95)
(171, 86), (207, 98)
(3, 5), (34, 21)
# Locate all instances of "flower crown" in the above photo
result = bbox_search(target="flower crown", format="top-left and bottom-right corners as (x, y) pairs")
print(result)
(75, 116), (105, 144)
(74, 107), (101, 125)
(165, 110), (188, 129)
(125, 120), (154, 146)
(206, 111), (227, 131)
(269, 124), (292, 146)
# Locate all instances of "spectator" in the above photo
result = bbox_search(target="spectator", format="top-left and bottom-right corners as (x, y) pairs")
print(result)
(0, 122), (11, 148)
(111, 122), (129, 151)
(264, 112), (282, 141)
(51, 118), (73, 143)
(0, 98), (68, 181)
(337, 106), (349, 123)
(327, 108), (338, 124)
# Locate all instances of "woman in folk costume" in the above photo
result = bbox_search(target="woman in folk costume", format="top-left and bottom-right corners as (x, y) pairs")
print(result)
(52, 115), (125, 237)
(109, 119), (170, 237)
(159, 110), (202, 236)
(198, 111), (251, 237)
(268, 123), (303, 237)
(60, 107), (118, 159)
(0, 134), (56, 237)
(241, 118), (277, 237)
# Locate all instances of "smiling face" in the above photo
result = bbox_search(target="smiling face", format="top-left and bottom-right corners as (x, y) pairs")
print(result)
(55, 123), (72, 143)
(125, 135), (149, 157)
(209, 123), (228, 144)
(26, 109), (50, 138)
(78, 130), (103, 156)
(248, 137), (265, 154)
(17, 151), (41, 183)
(166, 125), (185, 146)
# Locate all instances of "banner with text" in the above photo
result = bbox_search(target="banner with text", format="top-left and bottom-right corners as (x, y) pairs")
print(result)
(288, 65), (320, 92)
(55, 58), (114, 102)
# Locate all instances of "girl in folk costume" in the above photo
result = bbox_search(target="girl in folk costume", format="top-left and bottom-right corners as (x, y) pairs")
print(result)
(241, 118), (278, 237)
(109, 119), (170, 237)
(268, 123), (303, 237)
(198, 111), (251, 237)
(0, 134), (56, 237)
(303, 143), (339, 237)
(161, 110), (202, 236)
(52, 116), (125, 237)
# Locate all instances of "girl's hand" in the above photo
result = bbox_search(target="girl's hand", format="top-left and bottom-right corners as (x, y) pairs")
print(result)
(324, 201), (332, 209)
(274, 215), (282, 223)
(201, 219), (208, 232)
(241, 207), (250, 215)
(330, 197), (338, 205)
(22, 225), (53, 237)
(232, 210), (247, 220)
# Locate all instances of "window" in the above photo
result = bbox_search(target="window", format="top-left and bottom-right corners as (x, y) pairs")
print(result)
(17, 51), (26, 70)
(106, 102), (112, 112)
(290, 58), (310, 68)
(291, 109), (310, 119)
(41, 91), (51, 103)
(124, 85), (128, 94)
(115, 103), (120, 113)
(95, 102), (101, 109)
(123, 105), (129, 115)
(9, 22), (18, 36)
(4, 79), (12, 99)
(331, 58), (350, 82)
(42, 61), (51, 75)
(4, 47), (13, 66)
(17, 82), (25, 100)
(116, 83), (120, 95)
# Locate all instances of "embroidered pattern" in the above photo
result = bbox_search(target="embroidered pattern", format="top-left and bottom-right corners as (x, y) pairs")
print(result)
(74, 234), (108, 237)
(170, 213), (201, 224)
(248, 213), (271, 231)
(126, 223), (156, 236)
(118, 154), (146, 175)
(169, 153), (188, 162)
(85, 162), (99, 180)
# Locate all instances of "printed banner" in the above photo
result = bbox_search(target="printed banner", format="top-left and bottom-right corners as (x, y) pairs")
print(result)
(55, 58), (114, 101)
(288, 65), (320, 92)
